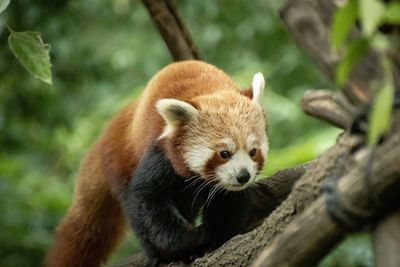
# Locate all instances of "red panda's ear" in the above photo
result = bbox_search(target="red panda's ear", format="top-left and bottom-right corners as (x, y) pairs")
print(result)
(156, 99), (198, 138)
(251, 72), (265, 103)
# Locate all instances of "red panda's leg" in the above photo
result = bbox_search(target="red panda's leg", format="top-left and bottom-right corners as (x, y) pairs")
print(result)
(45, 144), (127, 267)
(121, 145), (205, 263)
(202, 191), (250, 250)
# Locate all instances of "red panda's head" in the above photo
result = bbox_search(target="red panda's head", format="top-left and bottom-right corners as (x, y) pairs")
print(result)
(156, 73), (268, 191)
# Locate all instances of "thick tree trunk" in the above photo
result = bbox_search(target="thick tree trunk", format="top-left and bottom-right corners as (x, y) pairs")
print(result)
(253, 120), (400, 267)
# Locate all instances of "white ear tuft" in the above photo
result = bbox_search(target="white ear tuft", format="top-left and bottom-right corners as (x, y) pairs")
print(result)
(252, 72), (265, 103)
(156, 99), (198, 138)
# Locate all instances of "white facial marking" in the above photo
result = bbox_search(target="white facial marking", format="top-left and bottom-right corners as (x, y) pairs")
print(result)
(252, 72), (265, 103)
(220, 138), (236, 152)
(247, 134), (256, 151)
(215, 150), (258, 191)
(184, 144), (214, 175)
(260, 134), (269, 159)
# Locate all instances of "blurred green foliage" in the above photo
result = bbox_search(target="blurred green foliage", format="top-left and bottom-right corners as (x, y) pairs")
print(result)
(320, 233), (373, 267)
(331, 0), (399, 146)
(0, 0), (370, 266)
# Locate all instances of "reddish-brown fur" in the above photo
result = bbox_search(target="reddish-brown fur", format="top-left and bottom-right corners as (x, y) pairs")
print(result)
(45, 61), (251, 267)
(204, 152), (229, 178)
(252, 149), (265, 171)
(240, 87), (253, 99)
(45, 103), (136, 267)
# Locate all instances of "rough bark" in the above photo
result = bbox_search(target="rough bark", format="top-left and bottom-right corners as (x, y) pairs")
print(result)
(253, 113), (400, 267)
(302, 90), (358, 129)
(141, 0), (201, 61)
(280, 0), (383, 105)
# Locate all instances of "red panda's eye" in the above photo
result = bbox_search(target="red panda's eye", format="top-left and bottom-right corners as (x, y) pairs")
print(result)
(249, 148), (257, 157)
(219, 150), (231, 159)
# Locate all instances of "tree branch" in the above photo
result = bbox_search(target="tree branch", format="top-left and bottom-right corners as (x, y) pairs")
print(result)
(245, 161), (315, 231)
(141, 0), (201, 61)
(280, 0), (383, 105)
(302, 90), (358, 129)
(253, 112), (400, 267)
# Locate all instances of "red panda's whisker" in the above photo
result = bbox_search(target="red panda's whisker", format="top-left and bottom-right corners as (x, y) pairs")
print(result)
(181, 176), (203, 192)
(205, 182), (225, 208)
(204, 185), (218, 208)
(191, 179), (214, 211)
(185, 174), (201, 182)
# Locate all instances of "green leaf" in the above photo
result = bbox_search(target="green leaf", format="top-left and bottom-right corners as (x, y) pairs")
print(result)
(336, 38), (369, 86)
(367, 60), (394, 146)
(331, 0), (358, 48)
(371, 33), (390, 52)
(359, 0), (385, 37)
(384, 2), (400, 24)
(0, 0), (10, 15)
(8, 28), (52, 84)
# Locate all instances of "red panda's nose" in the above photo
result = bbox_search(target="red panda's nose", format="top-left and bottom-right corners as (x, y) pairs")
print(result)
(236, 169), (250, 184)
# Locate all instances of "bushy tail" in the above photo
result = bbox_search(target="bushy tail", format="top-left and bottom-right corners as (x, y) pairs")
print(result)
(45, 149), (127, 267)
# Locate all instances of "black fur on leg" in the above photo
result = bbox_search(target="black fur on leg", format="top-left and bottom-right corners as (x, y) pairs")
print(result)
(120, 145), (207, 263)
(202, 191), (250, 250)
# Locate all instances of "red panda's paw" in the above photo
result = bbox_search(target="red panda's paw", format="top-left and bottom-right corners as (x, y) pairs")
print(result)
(179, 227), (207, 263)
(190, 226), (207, 248)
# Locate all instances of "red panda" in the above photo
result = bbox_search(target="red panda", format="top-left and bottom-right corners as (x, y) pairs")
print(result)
(45, 60), (268, 267)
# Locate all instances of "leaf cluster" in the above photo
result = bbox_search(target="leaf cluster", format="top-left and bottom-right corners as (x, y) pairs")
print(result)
(330, 0), (400, 145)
